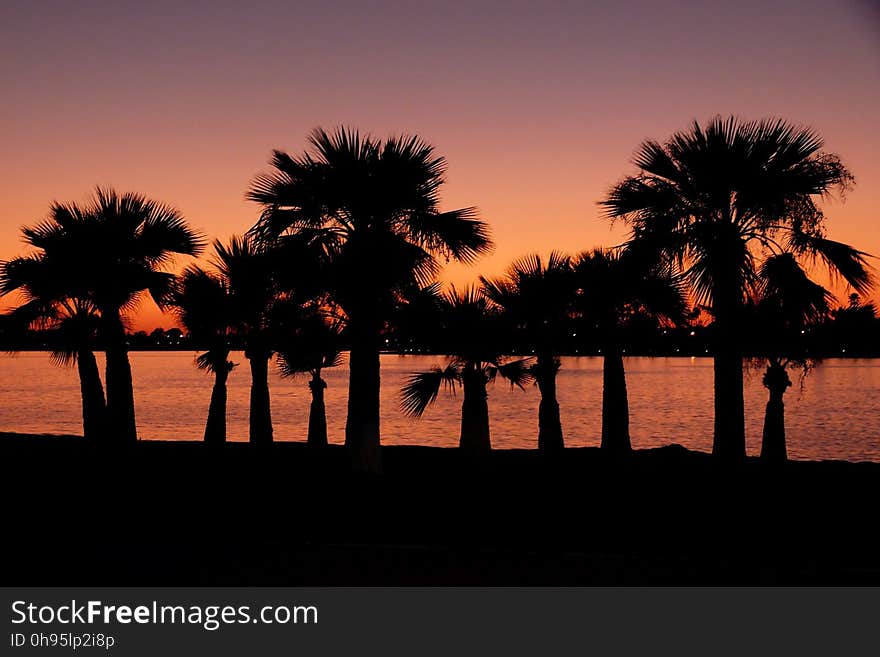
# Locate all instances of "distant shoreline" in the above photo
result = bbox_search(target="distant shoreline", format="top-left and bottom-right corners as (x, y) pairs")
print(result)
(4, 348), (880, 358)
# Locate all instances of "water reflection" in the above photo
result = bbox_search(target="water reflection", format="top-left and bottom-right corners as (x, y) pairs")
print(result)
(1, 353), (878, 461)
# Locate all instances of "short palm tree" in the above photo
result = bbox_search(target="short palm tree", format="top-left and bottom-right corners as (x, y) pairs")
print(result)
(400, 287), (532, 454)
(749, 253), (833, 462)
(170, 266), (237, 444)
(1, 252), (106, 441)
(573, 248), (687, 454)
(602, 116), (872, 459)
(277, 311), (345, 447)
(248, 127), (493, 472)
(211, 236), (278, 445)
(480, 252), (574, 451)
(13, 188), (203, 443)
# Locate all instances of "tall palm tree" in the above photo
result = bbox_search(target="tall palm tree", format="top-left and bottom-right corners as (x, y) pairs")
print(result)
(277, 311), (345, 447)
(601, 116), (872, 459)
(248, 127), (493, 471)
(480, 252), (574, 451)
(573, 248), (687, 454)
(170, 266), (237, 444)
(1, 252), (106, 441)
(14, 188), (203, 443)
(748, 254), (833, 462)
(400, 287), (532, 454)
(210, 236), (278, 445)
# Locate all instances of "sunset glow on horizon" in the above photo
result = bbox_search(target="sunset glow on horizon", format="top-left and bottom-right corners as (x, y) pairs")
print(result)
(2, 0), (878, 330)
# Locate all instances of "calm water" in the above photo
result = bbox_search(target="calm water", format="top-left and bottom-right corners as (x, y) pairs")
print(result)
(1, 352), (879, 461)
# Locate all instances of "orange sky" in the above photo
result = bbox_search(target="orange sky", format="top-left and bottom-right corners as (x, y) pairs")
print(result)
(1, 0), (878, 330)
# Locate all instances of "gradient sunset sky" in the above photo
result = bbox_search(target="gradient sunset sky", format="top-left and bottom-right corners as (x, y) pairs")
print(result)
(2, 0), (878, 330)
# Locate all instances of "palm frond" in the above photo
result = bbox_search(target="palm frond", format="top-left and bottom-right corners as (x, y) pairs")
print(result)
(478, 274), (515, 308)
(405, 208), (493, 265)
(490, 357), (534, 389)
(400, 365), (460, 417)
(195, 349), (234, 374)
(169, 266), (235, 341)
(49, 348), (77, 368)
(276, 311), (345, 377)
(785, 232), (874, 294)
(0, 255), (47, 297)
(759, 253), (833, 324)
(137, 201), (205, 262)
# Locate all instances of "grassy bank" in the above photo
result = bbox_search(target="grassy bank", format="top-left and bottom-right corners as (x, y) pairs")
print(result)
(1, 433), (879, 584)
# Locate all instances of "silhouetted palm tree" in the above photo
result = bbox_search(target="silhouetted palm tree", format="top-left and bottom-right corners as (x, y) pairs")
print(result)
(602, 116), (872, 459)
(400, 287), (531, 454)
(748, 253), (833, 462)
(12, 189), (203, 442)
(248, 127), (493, 471)
(211, 236), (278, 445)
(170, 266), (237, 444)
(481, 252), (574, 451)
(573, 248), (686, 454)
(0, 252), (106, 440)
(277, 311), (345, 447)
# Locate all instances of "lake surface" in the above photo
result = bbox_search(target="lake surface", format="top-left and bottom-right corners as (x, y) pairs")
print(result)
(1, 352), (879, 461)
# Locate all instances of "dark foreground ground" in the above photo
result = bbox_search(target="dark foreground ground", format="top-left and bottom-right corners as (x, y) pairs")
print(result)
(1, 433), (879, 585)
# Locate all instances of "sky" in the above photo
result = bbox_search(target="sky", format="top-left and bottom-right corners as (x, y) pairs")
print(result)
(1, 0), (878, 330)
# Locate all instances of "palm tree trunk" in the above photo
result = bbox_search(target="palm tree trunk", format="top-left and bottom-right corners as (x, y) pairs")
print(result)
(204, 366), (229, 445)
(102, 308), (137, 443)
(601, 343), (631, 454)
(460, 365), (491, 454)
(247, 354), (273, 444)
(711, 284), (746, 460)
(345, 312), (382, 472)
(76, 348), (106, 442)
(761, 362), (791, 462)
(712, 348), (746, 459)
(534, 355), (563, 451)
(308, 373), (328, 447)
